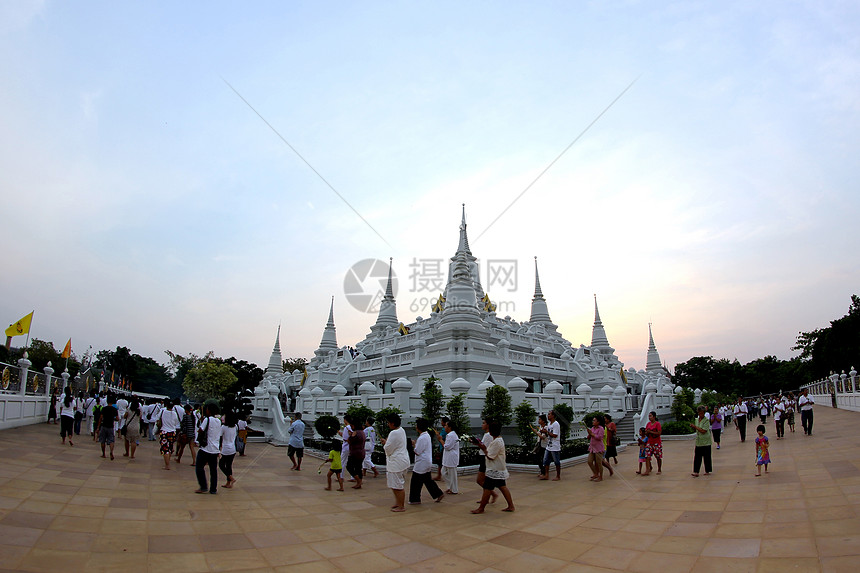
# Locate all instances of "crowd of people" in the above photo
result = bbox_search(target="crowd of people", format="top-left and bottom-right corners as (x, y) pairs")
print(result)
(48, 385), (819, 505)
(48, 386), (254, 494)
(685, 388), (815, 477)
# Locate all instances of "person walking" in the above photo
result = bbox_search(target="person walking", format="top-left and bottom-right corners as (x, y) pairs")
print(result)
(382, 413), (410, 512)
(219, 412), (238, 488)
(474, 419), (498, 502)
(408, 418), (444, 504)
(471, 421), (514, 513)
(59, 389), (76, 446)
(195, 403), (222, 494)
(799, 389), (815, 435)
(121, 399), (141, 459)
(773, 398), (786, 439)
(645, 412), (663, 474)
(47, 388), (58, 425)
(586, 416), (605, 482)
(97, 395), (118, 460)
(710, 405), (722, 449)
(288, 412), (306, 470)
(362, 417), (379, 478)
(346, 422), (365, 489)
(175, 404), (197, 464)
(541, 410), (562, 481)
(158, 399), (181, 471)
(436, 419), (460, 494)
(531, 414), (549, 478)
(734, 398), (748, 442)
(690, 406), (713, 477)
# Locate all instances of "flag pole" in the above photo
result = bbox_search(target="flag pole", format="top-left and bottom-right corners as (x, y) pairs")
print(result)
(24, 310), (34, 350)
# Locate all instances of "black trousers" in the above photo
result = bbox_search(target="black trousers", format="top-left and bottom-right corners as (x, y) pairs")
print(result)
(693, 445), (712, 474)
(801, 410), (814, 435)
(219, 453), (235, 478)
(775, 418), (785, 438)
(196, 450), (219, 493)
(711, 429), (721, 445)
(409, 470), (444, 503)
(736, 416), (746, 442)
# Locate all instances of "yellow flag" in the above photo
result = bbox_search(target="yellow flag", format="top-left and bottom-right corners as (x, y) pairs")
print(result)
(398, 322), (410, 335)
(61, 338), (72, 359)
(5, 311), (34, 338)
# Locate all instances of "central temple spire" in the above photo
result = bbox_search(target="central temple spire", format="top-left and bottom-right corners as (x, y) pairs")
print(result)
(645, 323), (666, 373)
(457, 203), (472, 256)
(265, 325), (283, 377)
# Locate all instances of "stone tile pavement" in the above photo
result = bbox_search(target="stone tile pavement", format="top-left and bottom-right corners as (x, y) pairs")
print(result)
(0, 407), (859, 572)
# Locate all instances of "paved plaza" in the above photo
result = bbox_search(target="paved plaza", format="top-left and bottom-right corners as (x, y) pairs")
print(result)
(0, 408), (859, 572)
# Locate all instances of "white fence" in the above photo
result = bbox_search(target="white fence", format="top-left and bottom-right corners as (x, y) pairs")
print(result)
(802, 368), (859, 413)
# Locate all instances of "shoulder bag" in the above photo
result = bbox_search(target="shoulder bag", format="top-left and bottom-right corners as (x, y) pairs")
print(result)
(197, 417), (209, 448)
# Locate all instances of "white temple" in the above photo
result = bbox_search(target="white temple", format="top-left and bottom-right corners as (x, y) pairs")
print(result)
(252, 207), (676, 443)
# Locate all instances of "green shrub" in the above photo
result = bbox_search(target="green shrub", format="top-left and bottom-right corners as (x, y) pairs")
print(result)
(514, 401), (538, 448)
(420, 376), (445, 425)
(445, 393), (471, 437)
(553, 403), (574, 444)
(345, 403), (374, 426)
(662, 420), (695, 435)
(314, 414), (340, 440)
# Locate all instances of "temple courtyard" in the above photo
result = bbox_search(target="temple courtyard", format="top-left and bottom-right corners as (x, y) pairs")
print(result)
(0, 407), (858, 572)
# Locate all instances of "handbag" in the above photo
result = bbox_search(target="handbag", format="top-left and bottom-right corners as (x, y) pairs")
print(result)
(613, 435), (621, 446)
(120, 410), (138, 436)
(197, 418), (209, 448)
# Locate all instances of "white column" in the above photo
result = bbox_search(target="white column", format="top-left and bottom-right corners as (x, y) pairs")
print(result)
(17, 352), (31, 396)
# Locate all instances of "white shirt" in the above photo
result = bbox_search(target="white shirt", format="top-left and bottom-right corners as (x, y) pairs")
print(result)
(799, 395), (814, 411)
(60, 400), (76, 418)
(479, 432), (492, 457)
(341, 425), (351, 458)
(116, 398), (129, 418)
(413, 432), (432, 474)
(442, 430), (460, 467)
(485, 437), (509, 480)
(546, 421), (561, 452)
(82, 397), (97, 416)
(159, 409), (180, 433)
(199, 416), (223, 454)
(383, 426), (410, 473)
(773, 402), (785, 420)
(365, 426), (377, 449)
(220, 424), (238, 456)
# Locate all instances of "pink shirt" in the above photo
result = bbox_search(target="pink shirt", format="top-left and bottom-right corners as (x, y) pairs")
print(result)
(646, 421), (662, 447)
(588, 425), (605, 453)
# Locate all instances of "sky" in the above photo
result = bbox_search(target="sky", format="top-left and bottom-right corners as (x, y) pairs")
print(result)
(2, 1), (858, 374)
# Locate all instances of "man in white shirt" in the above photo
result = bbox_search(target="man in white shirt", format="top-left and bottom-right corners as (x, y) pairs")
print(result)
(408, 418), (444, 504)
(773, 399), (786, 439)
(382, 413), (410, 512)
(733, 399), (748, 442)
(541, 410), (562, 481)
(115, 396), (129, 433)
(799, 389), (815, 435)
(82, 392), (98, 437)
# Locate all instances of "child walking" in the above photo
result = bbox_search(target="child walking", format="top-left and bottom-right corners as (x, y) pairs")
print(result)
(636, 428), (651, 475)
(323, 448), (344, 491)
(755, 424), (770, 476)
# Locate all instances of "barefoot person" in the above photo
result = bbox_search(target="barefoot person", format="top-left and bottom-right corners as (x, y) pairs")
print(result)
(288, 412), (305, 470)
(436, 419), (460, 494)
(158, 399), (181, 471)
(472, 421), (514, 514)
(586, 415), (605, 482)
(382, 413), (410, 512)
(644, 411), (664, 474)
(474, 419), (498, 504)
(97, 395), (118, 460)
(346, 421), (365, 489)
(408, 418), (444, 505)
(541, 410), (562, 481)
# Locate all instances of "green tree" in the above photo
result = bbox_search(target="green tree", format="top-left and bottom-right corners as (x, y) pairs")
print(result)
(345, 403), (374, 426)
(445, 393), (471, 436)
(183, 362), (238, 402)
(420, 376), (445, 425)
(374, 406), (403, 440)
(514, 401), (538, 448)
(793, 295), (860, 379)
(671, 388), (695, 421)
(214, 356), (264, 394)
(553, 403), (574, 444)
(481, 384), (513, 426)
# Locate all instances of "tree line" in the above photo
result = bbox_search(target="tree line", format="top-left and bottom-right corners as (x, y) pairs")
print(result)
(674, 295), (859, 397)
